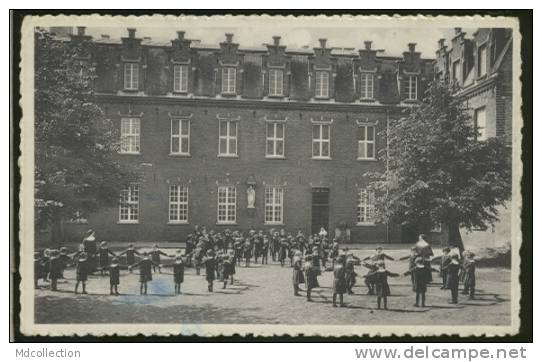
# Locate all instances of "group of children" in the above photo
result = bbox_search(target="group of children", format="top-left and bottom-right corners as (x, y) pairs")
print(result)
(35, 229), (477, 310)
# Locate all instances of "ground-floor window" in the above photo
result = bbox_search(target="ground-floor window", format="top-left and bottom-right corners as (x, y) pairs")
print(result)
(264, 186), (283, 224)
(168, 185), (188, 223)
(217, 186), (236, 224)
(119, 184), (139, 223)
(356, 188), (375, 224)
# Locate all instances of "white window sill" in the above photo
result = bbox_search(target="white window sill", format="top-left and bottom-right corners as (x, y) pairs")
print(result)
(119, 151), (141, 155)
(357, 157), (378, 162)
(356, 222), (376, 226)
(264, 222), (285, 226)
(265, 155), (286, 160)
(216, 222), (238, 225)
(169, 153), (191, 157)
(167, 221), (189, 225)
(217, 154), (239, 159)
(117, 221), (139, 225)
(312, 156), (332, 160)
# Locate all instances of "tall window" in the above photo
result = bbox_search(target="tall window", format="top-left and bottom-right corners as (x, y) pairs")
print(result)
(266, 122), (285, 158)
(269, 69), (284, 96)
(315, 71), (329, 98)
(218, 120), (237, 156)
(406, 76), (417, 100)
(452, 60), (460, 82)
(312, 124), (331, 159)
(120, 118), (140, 154)
(360, 73), (374, 99)
(474, 107), (487, 141)
(170, 119), (190, 155)
(477, 44), (487, 77)
(265, 186), (284, 224)
(356, 188), (375, 224)
(119, 184), (139, 223)
(357, 125), (376, 160)
(173, 64), (189, 93)
(124, 63), (139, 90)
(217, 186), (236, 224)
(168, 185), (188, 223)
(221, 67), (236, 94)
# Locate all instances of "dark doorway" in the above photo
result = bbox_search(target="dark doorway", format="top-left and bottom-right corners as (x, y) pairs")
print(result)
(311, 187), (329, 236)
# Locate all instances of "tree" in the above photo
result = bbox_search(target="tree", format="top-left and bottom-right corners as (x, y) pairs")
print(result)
(367, 82), (511, 251)
(34, 28), (141, 242)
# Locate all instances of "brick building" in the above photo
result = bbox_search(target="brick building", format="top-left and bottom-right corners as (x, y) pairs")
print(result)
(59, 27), (435, 244)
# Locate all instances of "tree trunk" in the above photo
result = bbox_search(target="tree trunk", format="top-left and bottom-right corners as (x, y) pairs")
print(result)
(50, 210), (64, 247)
(446, 221), (464, 253)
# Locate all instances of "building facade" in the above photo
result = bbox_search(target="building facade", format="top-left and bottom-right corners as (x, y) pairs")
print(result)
(60, 27), (435, 243)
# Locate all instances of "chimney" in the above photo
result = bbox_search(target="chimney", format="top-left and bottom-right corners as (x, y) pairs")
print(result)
(454, 27), (462, 35)
(364, 40), (372, 50)
(319, 38), (327, 49)
(127, 28), (136, 39)
(177, 31), (185, 40)
(438, 38), (445, 48)
(408, 43), (416, 52)
(273, 36), (281, 46)
(225, 33), (233, 43)
(101, 34), (110, 39)
(76, 26), (86, 36)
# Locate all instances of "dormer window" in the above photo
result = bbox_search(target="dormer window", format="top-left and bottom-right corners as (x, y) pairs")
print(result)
(124, 63), (139, 90)
(360, 73), (374, 99)
(221, 67), (236, 95)
(477, 43), (487, 77)
(406, 76), (417, 100)
(173, 64), (189, 93)
(269, 69), (284, 96)
(315, 71), (329, 98)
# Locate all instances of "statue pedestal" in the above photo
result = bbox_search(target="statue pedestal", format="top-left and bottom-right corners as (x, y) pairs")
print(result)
(246, 208), (256, 217)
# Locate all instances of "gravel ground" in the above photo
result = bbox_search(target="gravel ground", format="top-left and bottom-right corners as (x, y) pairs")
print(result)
(34, 249), (511, 325)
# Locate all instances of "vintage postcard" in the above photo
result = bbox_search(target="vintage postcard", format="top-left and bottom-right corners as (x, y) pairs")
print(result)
(17, 14), (523, 337)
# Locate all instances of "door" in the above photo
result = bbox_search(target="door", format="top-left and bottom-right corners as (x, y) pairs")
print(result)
(311, 188), (330, 236)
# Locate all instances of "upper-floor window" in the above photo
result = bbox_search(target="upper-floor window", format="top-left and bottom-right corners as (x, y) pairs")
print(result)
(266, 122), (285, 158)
(217, 186), (236, 224)
(356, 188), (375, 224)
(312, 123), (331, 159)
(264, 186), (284, 225)
(474, 106), (487, 141)
(119, 184), (139, 223)
(219, 120), (238, 157)
(357, 125), (376, 160)
(406, 76), (417, 100)
(315, 71), (329, 98)
(168, 184), (189, 223)
(171, 119), (190, 155)
(123, 63), (139, 90)
(452, 60), (460, 82)
(173, 64), (189, 93)
(221, 67), (236, 94)
(360, 73), (374, 99)
(120, 118), (140, 154)
(477, 43), (488, 77)
(269, 69), (284, 96)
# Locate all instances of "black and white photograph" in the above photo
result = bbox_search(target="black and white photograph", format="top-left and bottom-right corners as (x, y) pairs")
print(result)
(16, 14), (523, 337)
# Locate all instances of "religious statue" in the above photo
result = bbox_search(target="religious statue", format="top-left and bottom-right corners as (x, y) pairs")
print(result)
(247, 185), (255, 208)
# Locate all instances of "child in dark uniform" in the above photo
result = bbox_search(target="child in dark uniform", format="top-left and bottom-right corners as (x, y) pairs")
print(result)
(462, 251), (476, 300)
(47, 250), (64, 291)
(74, 252), (89, 294)
(130, 252), (160, 295)
(150, 244), (170, 273)
(442, 254), (461, 304)
(261, 235), (270, 265)
(108, 257), (121, 295)
(361, 260), (378, 295)
(243, 239), (252, 267)
(278, 238), (288, 267)
(292, 251), (305, 296)
(399, 247), (418, 291)
(438, 247), (451, 289)
(96, 241), (117, 276)
(221, 253), (233, 289)
(345, 251), (360, 295)
(304, 255), (318, 302)
(118, 243), (141, 272)
(332, 255), (347, 307)
(371, 261), (400, 310)
(203, 249), (217, 292)
(405, 257), (430, 307)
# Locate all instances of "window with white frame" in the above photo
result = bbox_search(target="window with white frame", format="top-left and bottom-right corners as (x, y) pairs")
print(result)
(119, 184), (139, 223)
(360, 73), (374, 99)
(356, 188), (375, 224)
(315, 71), (329, 98)
(217, 186), (236, 224)
(312, 123), (331, 158)
(268, 68), (284, 96)
(221, 67), (236, 94)
(124, 63), (139, 90)
(406, 76), (417, 100)
(168, 184), (188, 223)
(474, 106), (487, 141)
(218, 120), (238, 156)
(173, 64), (189, 93)
(120, 118), (140, 154)
(357, 125), (376, 160)
(170, 119), (190, 155)
(266, 122), (285, 157)
(265, 186), (284, 224)
(477, 44), (487, 77)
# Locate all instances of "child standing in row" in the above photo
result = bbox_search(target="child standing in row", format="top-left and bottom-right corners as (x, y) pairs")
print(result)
(130, 252), (160, 295)
(371, 261), (399, 310)
(108, 257), (121, 295)
(118, 243), (141, 272)
(332, 255), (347, 307)
(75, 252), (89, 294)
